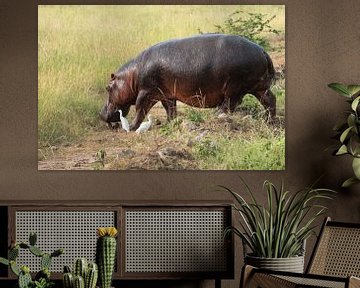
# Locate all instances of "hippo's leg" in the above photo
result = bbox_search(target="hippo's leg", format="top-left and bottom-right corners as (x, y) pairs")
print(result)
(254, 89), (276, 121)
(130, 90), (158, 131)
(161, 98), (177, 121)
(219, 92), (243, 113)
(229, 94), (244, 112)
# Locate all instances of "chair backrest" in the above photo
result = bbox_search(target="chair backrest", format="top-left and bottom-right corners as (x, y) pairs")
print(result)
(307, 217), (360, 277)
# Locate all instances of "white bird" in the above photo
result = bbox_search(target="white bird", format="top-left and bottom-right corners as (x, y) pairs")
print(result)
(118, 109), (130, 132)
(135, 114), (153, 134)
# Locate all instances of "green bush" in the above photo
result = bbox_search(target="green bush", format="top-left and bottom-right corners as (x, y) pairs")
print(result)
(200, 10), (280, 50)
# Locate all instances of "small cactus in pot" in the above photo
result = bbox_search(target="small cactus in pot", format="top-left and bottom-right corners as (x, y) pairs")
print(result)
(96, 227), (118, 288)
(62, 260), (98, 288)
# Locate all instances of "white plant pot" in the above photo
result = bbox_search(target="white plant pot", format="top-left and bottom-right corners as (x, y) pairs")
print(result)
(245, 254), (305, 273)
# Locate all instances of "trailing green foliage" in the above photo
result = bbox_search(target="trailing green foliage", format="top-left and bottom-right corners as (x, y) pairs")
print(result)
(200, 10), (280, 50)
(329, 83), (360, 187)
(222, 179), (335, 258)
(0, 232), (63, 288)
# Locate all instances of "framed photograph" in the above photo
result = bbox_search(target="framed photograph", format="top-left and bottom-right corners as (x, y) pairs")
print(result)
(38, 5), (285, 170)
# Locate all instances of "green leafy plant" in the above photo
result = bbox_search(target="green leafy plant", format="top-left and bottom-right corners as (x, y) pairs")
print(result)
(199, 10), (280, 50)
(0, 232), (63, 288)
(222, 179), (334, 258)
(33, 278), (54, 288)
(329, 83), (360, 187)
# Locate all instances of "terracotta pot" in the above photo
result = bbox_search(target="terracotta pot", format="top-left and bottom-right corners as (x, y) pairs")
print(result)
(245, 254), (305, 273)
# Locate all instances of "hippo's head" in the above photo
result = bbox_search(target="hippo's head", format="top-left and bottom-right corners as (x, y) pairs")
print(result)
(100, 73), (132, 124)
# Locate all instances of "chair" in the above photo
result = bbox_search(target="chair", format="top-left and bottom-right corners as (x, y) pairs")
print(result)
(241, 217), (360, 288)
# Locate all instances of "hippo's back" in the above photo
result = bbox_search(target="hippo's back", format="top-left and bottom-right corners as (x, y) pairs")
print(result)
(137, 34), (270, 81)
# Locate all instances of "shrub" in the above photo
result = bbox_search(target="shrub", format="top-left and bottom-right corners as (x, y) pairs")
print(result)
(200, 10), (280, 50)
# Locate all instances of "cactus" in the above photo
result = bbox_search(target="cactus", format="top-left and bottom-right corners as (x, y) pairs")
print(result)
(29, 232), (37, 246)
(74, 258), (88, 279)
(64, 265), (72, 273)
(63, 259), (98, 288)
(96, 227), (118, 288)
(63, 272), (74, 288)
(41, 253), (52, 270)
(29, 245), (44, 257)
(85, 263), (98, 288)
(9, 246), (19, 260)
(0, 232), (64, 288)
(35, 268), (50, 281)
(19, 243), (30, 249)
(18, 267), (32, 288)
(51, 248), (64, 257)
(74, 275), (85, 288)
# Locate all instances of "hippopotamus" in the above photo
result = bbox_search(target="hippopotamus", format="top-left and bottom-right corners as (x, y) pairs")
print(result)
(100, 33), (276, 130)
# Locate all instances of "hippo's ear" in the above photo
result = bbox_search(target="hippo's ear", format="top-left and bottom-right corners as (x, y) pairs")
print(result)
(111, 73), (115, 80)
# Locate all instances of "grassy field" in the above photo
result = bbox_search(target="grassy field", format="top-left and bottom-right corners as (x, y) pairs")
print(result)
(38, 5), (285, 170)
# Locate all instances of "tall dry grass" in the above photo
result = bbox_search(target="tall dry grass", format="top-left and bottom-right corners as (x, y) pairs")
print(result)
(38, 5), (285, 146)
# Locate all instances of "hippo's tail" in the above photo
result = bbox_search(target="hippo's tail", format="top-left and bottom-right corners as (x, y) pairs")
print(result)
(264, 51), (276, 87)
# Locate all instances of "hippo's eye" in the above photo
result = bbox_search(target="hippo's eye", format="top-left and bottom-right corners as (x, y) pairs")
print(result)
(106, 85), (112, 92)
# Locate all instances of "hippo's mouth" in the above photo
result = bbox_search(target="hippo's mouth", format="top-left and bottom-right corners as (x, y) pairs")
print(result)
(100, 104), (131, 124)
(107, 110), (120, 123)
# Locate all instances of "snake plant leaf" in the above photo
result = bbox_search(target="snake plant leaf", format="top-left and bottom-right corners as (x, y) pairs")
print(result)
(336, 145), (348, 155)
(223, 180), (335, 258)
(351, 96), (360, 111)
(352, 157), (360, 179)
(342, 177), (360, 188)
(328, 83), (352, 97)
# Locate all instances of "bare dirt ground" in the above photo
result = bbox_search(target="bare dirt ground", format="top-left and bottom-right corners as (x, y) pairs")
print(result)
(38, 48), (285, 171)
(38, 107), (199, 170)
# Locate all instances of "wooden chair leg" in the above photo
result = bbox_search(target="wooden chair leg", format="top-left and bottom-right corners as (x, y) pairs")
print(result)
(215, 278), (221, 288)
(240, 265), (255, 288)
(349, 276), (360, 288)
(240, 265), (296, 288)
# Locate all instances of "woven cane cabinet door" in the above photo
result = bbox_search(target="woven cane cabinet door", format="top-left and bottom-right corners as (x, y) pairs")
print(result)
(9, 206), (118, 277)
(8, 203), (233, 280)
(121, 206), (233, 279)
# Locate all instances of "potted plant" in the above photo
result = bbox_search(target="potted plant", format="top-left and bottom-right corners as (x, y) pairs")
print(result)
(62, 258), (98, 288)
(0, 232), (63, 288)
(222, 179), (334, 273)
(96, 227), (118, 288)
(328, 83), (360, 187)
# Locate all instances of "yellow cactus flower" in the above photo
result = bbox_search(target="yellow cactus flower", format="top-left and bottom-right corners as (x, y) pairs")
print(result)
(96, 227), (118, 237)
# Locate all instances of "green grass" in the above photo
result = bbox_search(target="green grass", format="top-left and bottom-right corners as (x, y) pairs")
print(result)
(193, 119), (285, 170)
(197, 133), (285, 170)
(38, 5), (285, 170)
(38, 5), (285, 147)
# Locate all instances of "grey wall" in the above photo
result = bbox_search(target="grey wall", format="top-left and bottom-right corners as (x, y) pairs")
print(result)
(1, 0), (360, 287)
